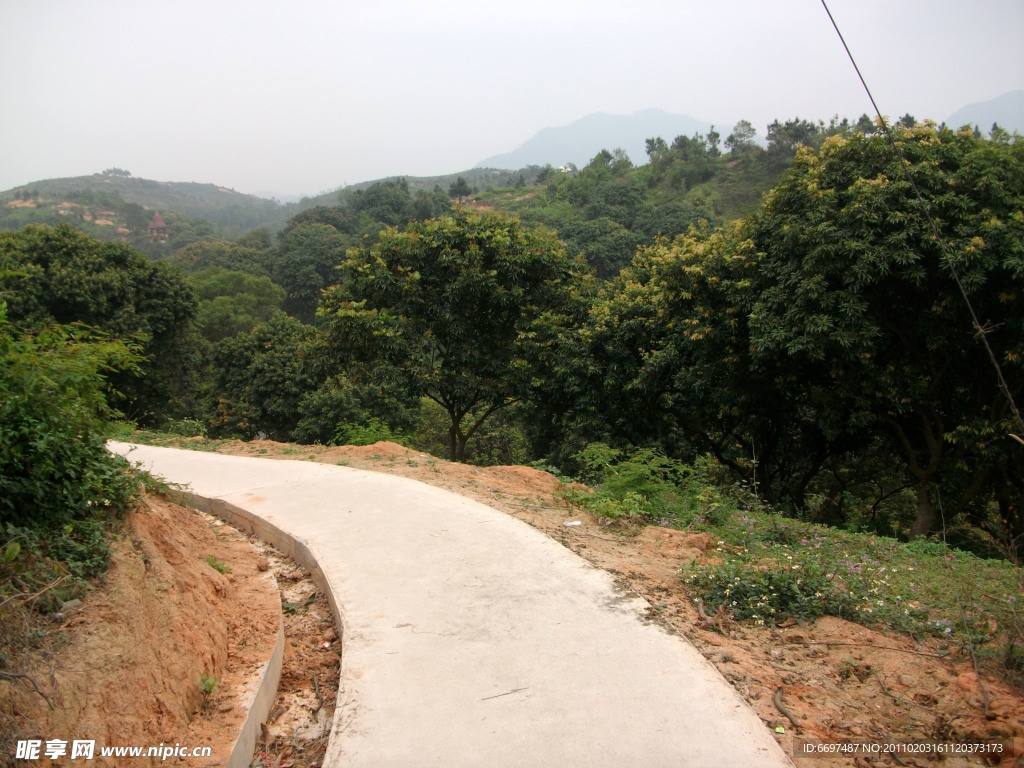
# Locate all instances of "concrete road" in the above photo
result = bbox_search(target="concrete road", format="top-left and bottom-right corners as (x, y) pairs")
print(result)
(111, 442), (793, 767)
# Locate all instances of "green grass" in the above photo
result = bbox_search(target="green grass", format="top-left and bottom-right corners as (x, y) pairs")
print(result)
(121, 427), (227, 452)
(206, 555), (231, 575)
(557, 445), (1023, 677)
(682, 509), (1023, 673)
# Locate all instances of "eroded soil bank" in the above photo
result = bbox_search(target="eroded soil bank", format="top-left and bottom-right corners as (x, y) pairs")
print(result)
(1, 495), (281, 768)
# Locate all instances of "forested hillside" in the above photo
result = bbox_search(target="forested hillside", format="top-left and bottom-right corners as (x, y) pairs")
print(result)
(0, 168), (529, 258)
(3, 117), (1023, 559)
(0, 171), (287, 246)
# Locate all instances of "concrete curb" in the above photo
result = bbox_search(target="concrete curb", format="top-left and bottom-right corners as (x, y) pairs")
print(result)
(182, 491), (344, 765)
(225, 606), (284, 768)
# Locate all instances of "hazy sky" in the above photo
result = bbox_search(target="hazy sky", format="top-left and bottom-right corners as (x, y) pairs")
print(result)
(2, 0), (1021, 198)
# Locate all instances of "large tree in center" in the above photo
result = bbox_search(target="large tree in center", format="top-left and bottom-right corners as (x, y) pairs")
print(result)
(318, 208), (588, 461)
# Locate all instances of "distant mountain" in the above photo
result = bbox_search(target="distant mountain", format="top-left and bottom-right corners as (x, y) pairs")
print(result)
(291, 168), (531, 210)
(947, 90), (1024, 134)
(476, 109), (713, 171)
(250, 190), (305, 204)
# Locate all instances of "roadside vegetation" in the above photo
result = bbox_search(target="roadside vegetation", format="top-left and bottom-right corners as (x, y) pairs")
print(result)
(556, 444), (1024, 683)
(0, 294), (157, 728)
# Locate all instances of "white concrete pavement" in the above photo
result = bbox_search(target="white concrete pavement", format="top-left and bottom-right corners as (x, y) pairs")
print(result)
(111, 442), (793, 767)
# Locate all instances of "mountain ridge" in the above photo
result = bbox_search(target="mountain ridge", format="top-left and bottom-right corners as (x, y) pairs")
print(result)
(946, 90), (1024, 134)
(476, 109), (713, 171)
(5, 93), (1022, 233)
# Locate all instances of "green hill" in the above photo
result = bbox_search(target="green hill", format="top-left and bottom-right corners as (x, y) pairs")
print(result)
(1, 174), (284, 229)
(0, 168), (532, 250)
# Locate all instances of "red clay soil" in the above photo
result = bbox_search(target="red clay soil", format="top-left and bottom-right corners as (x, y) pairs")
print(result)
(1, 496), (282, 768)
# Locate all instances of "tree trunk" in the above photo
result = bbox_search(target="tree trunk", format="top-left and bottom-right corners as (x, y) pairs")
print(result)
(908, 482), (937, 539)
(447, 424), (458, 463)
(446, 417), (469, 463)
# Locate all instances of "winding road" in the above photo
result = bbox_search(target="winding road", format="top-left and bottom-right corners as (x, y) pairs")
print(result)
(111, 442), (793, 767)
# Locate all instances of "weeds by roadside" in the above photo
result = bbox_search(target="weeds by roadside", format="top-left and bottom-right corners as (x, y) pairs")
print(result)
(206, 556), (231, 575)
(556, 443), (1024, 686)
(120, 425), (228, 453)
(558, 445), (736, 528)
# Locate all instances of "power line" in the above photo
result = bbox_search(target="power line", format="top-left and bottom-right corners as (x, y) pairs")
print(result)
(819, 0), (1024, 436)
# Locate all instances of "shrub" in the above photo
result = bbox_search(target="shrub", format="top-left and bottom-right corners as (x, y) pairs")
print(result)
(564, 444), (737, 526)
(334, 418), (407, 447)
(0, 308), (141, 530)
(683, 556), (857, 624)
(163, 418), (207, 438)
(43, 517), (113, 579)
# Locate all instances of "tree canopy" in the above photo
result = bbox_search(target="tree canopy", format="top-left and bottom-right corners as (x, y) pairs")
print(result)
(0, 298), (141, 529)
(318, 208), (590, 461)
(189, 266), (287, 342)
(0, 224), (199, 424)
(532, 123), (1024, 544)
(746, 125), (1024, 537)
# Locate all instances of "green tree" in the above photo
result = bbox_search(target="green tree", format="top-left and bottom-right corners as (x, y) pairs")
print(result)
(537, 223), (836, 507)
(746, 126), (1024, 539)
(236, 227), (273, 252)
(855, 114), (875, 134)
(189, 267), (287, 342)
(412, 187), (453, 220)
(0, 298), (141, 529)
(319, 209), (589, 461)
(725, 119), (758, 154)
(170, 240), (270, 277)
(281, 205), (354, 237)
(0, 224), (200, 424)
(766, 117), (821, 167)
(273, 222), (351, 323)
(347, 179), (414, 227)
(160, 211), (216, 250)
(706, 126), (721, 159)
(123, 202), (150, 235)
(556, 217), (642, 279)
(448, 176), (472, 200)
(208, 314), (317, 440)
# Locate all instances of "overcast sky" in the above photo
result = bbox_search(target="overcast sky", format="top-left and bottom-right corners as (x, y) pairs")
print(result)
(2, 0), (1021, 198)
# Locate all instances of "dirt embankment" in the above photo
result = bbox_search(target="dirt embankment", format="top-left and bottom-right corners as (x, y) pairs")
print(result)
(1, 496), (280, 768)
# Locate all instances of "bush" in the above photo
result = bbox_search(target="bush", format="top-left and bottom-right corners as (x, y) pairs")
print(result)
(41, 517), (114, 579)
(0, 312), (141, 530)
(683, 556), (857, 624)
(293, 374), (420, 446)
(162, 417), (208, 438)
(334, 418), (408, 447)
(563, 444), (737, 526)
